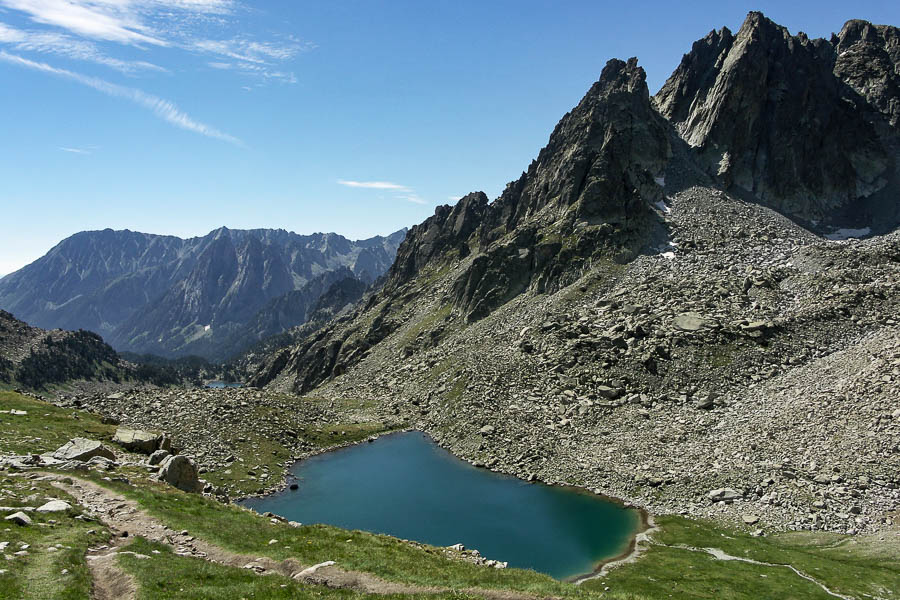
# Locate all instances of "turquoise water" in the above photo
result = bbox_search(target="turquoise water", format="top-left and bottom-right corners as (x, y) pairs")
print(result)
(242, 431), (640, 579)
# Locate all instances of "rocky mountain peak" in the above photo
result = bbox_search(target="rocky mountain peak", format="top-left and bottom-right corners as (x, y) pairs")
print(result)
(655, 11), (899, 229)
(385, 57), (670, 315)
(485, 57), (668, 237)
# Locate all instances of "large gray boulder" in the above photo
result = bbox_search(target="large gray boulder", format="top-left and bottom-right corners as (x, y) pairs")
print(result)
(52, 438), (115, 462)
(113, 428), (162, 454)
(157, 455), (202, 493)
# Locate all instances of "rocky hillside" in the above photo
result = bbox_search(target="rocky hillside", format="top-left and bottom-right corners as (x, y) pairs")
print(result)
(0, 227), (406, 360)
(248, 13), (900, 536)
(0, 310), (129, 389)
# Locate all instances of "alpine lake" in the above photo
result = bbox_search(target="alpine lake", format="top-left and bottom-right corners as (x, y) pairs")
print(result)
(242, 431), (641, 580)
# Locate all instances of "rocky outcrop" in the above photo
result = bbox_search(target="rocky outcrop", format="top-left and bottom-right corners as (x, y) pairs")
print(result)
(0, 310), (127, 390)
(387, 192), (489, 289)
(834, 20), (900, 128)
(453, 58), (669, 320)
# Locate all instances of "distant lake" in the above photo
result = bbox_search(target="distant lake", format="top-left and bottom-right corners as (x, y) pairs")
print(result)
(204, 381), (243, 389)
(242, 431), (640, 579)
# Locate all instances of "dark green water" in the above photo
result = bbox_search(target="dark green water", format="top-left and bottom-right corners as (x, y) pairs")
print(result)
(243, 432), (640, 579)
(204, 381), (243, 389)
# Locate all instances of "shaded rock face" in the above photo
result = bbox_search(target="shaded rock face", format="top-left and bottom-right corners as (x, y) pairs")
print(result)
(834, 20), (900, 128)
(485, 58), (669, 234)
(655, 12), (900, 229)
(448, 58), (670, 322)
(389, 192), (489, 288)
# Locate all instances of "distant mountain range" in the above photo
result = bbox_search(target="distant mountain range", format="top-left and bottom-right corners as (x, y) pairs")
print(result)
(0, 227), (406, 361)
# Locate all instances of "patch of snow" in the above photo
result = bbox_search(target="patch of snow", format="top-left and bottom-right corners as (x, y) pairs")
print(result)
(652, 200), (672, 214)
(654, 176), (666, 187)
(824, 227), (871, 241)
(661, 251), (676, 260)
(204, 325), (211, 331)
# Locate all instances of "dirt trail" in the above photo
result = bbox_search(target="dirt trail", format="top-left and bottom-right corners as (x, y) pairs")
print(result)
(86, 549), (137, 600)
(46, 474), (547, 600)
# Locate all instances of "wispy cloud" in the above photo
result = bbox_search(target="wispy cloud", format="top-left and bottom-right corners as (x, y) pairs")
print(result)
(0, 0), (171, 46)
(193, 36), (307, 82)
(58, 146), (92, 154)
(0, 51), (241, 144)
(0, 21), (167, 73)
(192, 36), (308, 64)
(338, 180), (430, 205)
(0, 1), (307, 84)
(338, 180), (410, 191)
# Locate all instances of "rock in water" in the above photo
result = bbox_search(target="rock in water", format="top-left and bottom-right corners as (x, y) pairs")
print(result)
(157, 455), (202, 493)
(52, 438), (115, 462)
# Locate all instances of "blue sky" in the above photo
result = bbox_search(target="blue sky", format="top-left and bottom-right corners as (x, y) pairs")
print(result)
(1, 1), (898, 275)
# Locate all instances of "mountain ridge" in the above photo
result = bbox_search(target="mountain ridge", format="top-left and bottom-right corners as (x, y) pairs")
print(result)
(0, 226), (407, 360)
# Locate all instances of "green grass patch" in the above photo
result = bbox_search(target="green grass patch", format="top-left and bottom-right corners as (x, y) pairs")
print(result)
(703, 343), (739, 369)
(0, 391), (117, 456)
(117, 537), (349, 600)
(444, 377), (467, 405)
(0, 476), (110, 600)
(119, 536), (485, 600)
(417, 262), (455, 289)
(585, 544), (837, 599)
(299, 422), (389, 448)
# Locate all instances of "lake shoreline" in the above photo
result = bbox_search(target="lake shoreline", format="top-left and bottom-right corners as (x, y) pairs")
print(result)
(239, 428), (649, 581)
(570, 510), (656, 584)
